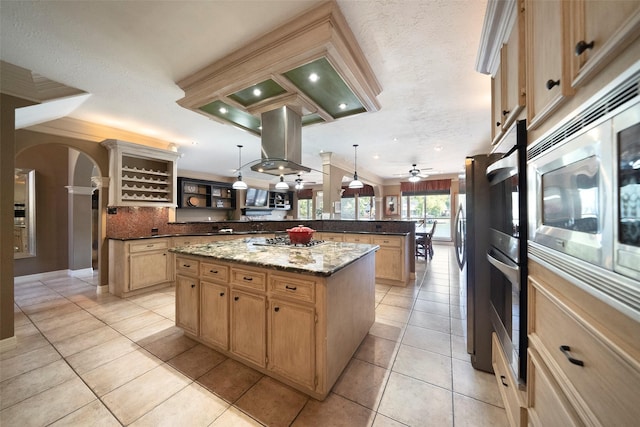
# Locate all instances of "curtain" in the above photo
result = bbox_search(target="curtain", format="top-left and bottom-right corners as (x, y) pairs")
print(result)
(341, 184), (375, 198)
(296, 188), (313, 199)
(401, 178), (451, 195)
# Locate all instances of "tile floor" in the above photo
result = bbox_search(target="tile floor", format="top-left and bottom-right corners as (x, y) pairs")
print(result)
(1, 244), (508, 426)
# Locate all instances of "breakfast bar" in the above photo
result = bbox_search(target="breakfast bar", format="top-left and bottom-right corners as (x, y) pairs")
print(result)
(170, 237), (379, 399)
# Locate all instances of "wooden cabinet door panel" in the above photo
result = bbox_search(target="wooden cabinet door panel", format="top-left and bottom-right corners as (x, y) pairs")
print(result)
(268, 299), (315, 389)
(230, 289), (266, 368)
(200, 281), (229, 349)
(375, 247), (401, 280)
(176, 275), (199, 335)
(130, 251), (170, 290)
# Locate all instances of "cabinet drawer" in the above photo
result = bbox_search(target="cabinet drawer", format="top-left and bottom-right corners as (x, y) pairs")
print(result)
(173, 236), (206, 247)
(176, 257), (199, 276)
(529, 278), (640, 426)
(372, 236), (401, 248)
(343, 234), (372, 244)
(270, 274), (315, 303)
(202, 262), (229, 283)
(491, 333), (526, 427)
(129, 239), (169, 253)
(527, 348), (582, 427)
(230, 266), (266, 291)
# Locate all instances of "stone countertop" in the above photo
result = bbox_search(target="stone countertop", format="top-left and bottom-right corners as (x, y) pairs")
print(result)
(108, 230), (409, 241)
(169, 237), (379, 277)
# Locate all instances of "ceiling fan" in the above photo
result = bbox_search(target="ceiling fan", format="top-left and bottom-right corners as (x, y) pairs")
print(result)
(274, 173), (317, 190)
(393, 164), (431, 181)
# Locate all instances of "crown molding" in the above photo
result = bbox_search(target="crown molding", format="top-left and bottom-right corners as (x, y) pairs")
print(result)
(475, 0), (518, 76)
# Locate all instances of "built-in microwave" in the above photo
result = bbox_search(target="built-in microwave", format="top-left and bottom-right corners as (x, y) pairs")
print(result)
(528, 62), (640, 316)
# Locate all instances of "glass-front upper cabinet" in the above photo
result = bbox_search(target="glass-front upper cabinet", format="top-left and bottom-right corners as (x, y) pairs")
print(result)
(14, 168), (35, 258)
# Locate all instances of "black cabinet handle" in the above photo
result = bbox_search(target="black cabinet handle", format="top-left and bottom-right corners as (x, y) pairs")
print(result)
(274, 306), (280, 312)
(243, 276), (253, 281)
(219, 292), (225, 297)
(234, 296), (239, 301)
(496, 121), (501, 127)
(500, 375), (508, 387)
(210, 270), (218, 274)
(560, 345), (585, 366)
(285, 285), (297, 291)
(191, 283), (195, 288)
(183, 264), (190, 268)
(546, 79), (560, 90)
(502, 110), (510, 117)
(575, 40), (595, 56)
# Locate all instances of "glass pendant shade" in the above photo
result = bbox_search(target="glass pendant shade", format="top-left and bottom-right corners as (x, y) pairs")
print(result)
(275, 175), (289, 190)
(408, 175), (420, 183)
(232, 145), (247, 190)
(348, 144), (364, 189)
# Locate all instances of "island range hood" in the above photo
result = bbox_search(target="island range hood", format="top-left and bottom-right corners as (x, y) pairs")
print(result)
(250, 106), (311, 176)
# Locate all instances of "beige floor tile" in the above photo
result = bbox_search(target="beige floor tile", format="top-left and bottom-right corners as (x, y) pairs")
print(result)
(210, 406), (263, 426)
(452, 358), (503, 407)
(128, 291), (175, 310)
(354, 334), (399, 369)
(333, 358), (390, 410)
(380, 294), (415, 309)
(450, 317), (465, 336)
(453, 393), (508, 427)
(408, 310), (451, 333)
(393, 344), (452, 390)
(0, 359), (76, 410)
(197, 358), (263, 403)
(66, 335), (139, 374)
(53, 325), (121, 357)
(421, 284), (450, 295)
(130, 382), (228, 427)
(168, 344), (227, 379)
(402, 324), (451, 357)
(126, 318), (176, 343)
(152, 302), (176, 320)
(293, 393), (375, 426)
(43, 316), (106, 343)
(68, 290), (121, 309)
(0, 344), (61, 382)
(375, 304), (411, 324)
(142, 328), (198, 361)
(451, 334), (470, 361)
(413, 299), (450, 317)
(102, 364), (191, 425)
(27, 301), (82, 323)
(91, 301), (149, 324)
(378, 372), (453, 427)
(375, 284), (392, 293)
(371, 413), (407, 426)
(81, 348), (163, 396)
(375, 291), (387, 304)
(49, 399), (121, 426)
(110, 310), (167, 335)
(0, 377), (96, 427)
(33, 309), (95, 332)
(20, 296), (70, 315)
(450, 304), (465, 320)
(13, 311), (31, 326)
(416, 289), (450, 304)
(0, 332), (49, 361)
(368, 318), (405, 342)
(236, 376), (308, 427)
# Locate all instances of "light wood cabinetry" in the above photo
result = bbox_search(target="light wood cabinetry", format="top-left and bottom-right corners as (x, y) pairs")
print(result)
(492, 333), (527, 427)
(171, 251), (375, 399)
(491, 65), (504, 142)
(316, 232), (344, 242)
(527, 261), (640, 426)
(101, 139), (179, 207)
(343, 233), (372, 244)
(108, 238), (172, 297)
(502, 1), (526, 131)
(569, 0), (640, 88)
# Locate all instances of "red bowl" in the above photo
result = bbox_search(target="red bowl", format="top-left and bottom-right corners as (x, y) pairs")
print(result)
(286, 225), (315, 244)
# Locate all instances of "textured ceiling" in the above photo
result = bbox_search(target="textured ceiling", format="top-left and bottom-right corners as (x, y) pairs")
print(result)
(1, 0), (491, 186)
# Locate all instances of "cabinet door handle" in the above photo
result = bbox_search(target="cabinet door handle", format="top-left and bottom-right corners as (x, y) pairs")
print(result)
(191, 283), (196, 288)
(243, 276), (253, 281)
(163, 253), (166, 256)
(147, 244), (154, 248)
(210, 270), (218, 274)
(500, 375), (508, 387)
(575, 40), (594, 56)
(219, 292), (225, 297)
(546, 79), (560, 90)
(502, 110), (510, 117)
(183, 264), (190, 268)
(496, 121), (501, 127)
(274, 306), (280, 312)
(234, 296), (239, 301)
(285, 285), (297, 291)
(559, 345), (585, 366)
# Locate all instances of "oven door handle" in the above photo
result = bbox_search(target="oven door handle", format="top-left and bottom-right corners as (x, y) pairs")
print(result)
(486, 154), (517, 185)
(487, 250), (520, 290)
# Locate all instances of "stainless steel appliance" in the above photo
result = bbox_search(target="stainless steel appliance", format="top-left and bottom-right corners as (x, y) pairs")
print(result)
(486, 119), (528, 385)
(528, 62), (640, 320)
(456, 152), (502, 373)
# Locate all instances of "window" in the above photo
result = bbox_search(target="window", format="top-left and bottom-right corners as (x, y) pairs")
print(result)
(401, 193), (451, 239)
(297, 199), (313, 220)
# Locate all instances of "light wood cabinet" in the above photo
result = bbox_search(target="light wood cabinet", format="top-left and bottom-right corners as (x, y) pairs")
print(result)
(527, 261), (640, 426)
(491, 65), (504, 142)
(101, 139), (179, 207)
(200, 281), (229, 349)
(525, 0), (574, 130)
(501, 1), (526, 132)
(230, 289), (267, 368)
(108, 238), (172, 297)
(492, 333), (527, 427)
(569, 0), (640, 88)
(372, 235), (410, 286)
(343, 233), (372, 244)
(175, 275), (199, 335)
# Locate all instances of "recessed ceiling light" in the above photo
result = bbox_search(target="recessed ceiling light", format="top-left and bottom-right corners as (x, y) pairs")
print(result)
(393, 138), (399, 143)
(309, 73), (319, 82)
(278, 165), (284, 170)
(253, 88), (261, 96)
(219, 107), (228, 114)
(434, 144), (443, 152)
(258, 167), (264, 172)
(338, 103), (347, 110)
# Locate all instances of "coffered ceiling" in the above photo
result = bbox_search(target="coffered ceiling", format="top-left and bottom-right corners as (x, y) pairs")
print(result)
(0, 0), (491, 186)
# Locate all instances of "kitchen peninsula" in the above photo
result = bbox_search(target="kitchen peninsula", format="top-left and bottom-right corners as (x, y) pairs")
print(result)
(169, 237), (378, 399)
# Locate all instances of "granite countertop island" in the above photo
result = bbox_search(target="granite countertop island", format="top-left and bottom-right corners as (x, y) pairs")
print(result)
(169, 237), (379, 277)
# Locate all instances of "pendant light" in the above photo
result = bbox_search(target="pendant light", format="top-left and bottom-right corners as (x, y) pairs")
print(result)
(348, 144), (364, 189)
(275, 175), (289, 190)
(294, 174), (304, 190)
(232, 145), (248, 190)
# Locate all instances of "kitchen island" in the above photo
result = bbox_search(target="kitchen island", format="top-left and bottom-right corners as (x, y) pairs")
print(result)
(169, 237), (378, 399)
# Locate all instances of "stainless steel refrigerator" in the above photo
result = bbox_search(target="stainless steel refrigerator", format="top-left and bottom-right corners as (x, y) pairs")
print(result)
(455, 153), (501, 373)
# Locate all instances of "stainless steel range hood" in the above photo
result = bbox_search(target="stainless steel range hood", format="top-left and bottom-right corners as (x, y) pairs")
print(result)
(250, 106), (311, 176)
